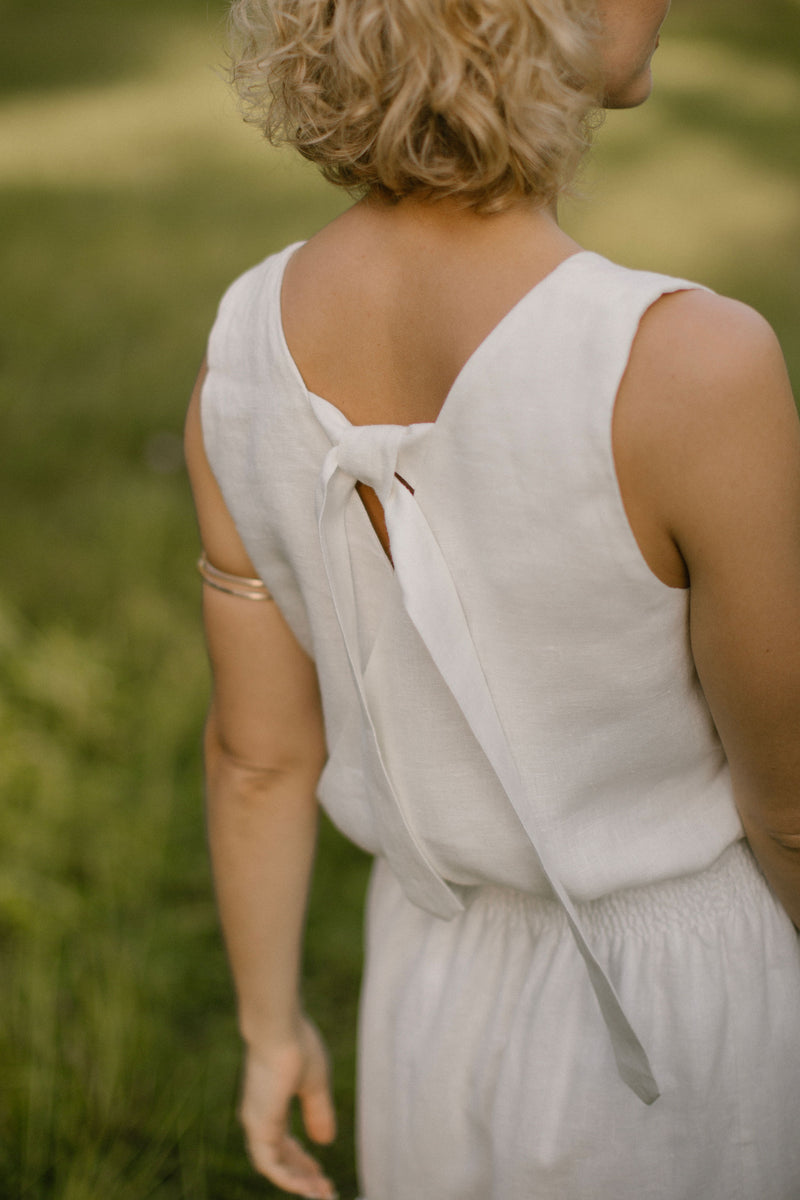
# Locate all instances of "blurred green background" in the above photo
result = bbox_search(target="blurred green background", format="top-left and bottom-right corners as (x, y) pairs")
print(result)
(0, 1), (797, 1196)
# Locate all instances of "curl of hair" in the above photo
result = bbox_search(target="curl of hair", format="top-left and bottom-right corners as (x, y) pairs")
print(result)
(228, 0), (603, 212)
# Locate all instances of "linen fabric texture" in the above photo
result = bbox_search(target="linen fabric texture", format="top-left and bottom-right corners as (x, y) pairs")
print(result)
(201, 243), (800, 1199)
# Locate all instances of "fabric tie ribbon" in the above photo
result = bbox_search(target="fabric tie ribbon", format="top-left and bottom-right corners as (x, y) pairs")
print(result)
(312, 395), (660, 1105)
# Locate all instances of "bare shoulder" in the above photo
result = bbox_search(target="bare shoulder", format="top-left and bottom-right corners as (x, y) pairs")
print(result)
(615, 286), (798, 507)
(639, 286), (776, 348)
(626, 287), (790, 419)
(612, 286), (799, 586)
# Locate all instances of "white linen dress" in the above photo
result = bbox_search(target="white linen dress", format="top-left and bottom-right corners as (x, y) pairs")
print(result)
(201, 242), (800, 1200)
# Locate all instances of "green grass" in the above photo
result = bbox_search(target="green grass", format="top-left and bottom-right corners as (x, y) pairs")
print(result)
(0, 0), (798, 1196)
(0, 56), (362, 1196)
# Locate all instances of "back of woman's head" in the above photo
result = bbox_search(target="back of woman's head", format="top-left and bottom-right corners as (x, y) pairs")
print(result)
(229, 0), (603, 213)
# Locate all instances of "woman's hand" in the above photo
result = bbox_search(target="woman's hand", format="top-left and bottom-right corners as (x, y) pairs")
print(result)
(240, 1018), (338, 1199)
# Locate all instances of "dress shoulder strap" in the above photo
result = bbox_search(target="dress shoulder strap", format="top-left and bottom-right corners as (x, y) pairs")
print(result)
(201, 243), (318, 656)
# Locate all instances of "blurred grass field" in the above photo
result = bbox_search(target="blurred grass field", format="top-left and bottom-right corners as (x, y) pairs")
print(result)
(0, 0), (798, 1196)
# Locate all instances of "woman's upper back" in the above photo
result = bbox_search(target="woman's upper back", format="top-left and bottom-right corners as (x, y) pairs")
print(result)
(201, 224), (748, 906)
(280, 198), (579, 424)
(281, 197), (691, 586)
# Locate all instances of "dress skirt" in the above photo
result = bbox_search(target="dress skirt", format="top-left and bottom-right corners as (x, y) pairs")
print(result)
(356, 840), (800, 1200)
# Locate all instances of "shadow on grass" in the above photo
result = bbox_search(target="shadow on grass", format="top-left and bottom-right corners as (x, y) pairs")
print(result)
(668, 0), (800, 70)
(0, 0), (228, 97)
(5, 0), (798, 98)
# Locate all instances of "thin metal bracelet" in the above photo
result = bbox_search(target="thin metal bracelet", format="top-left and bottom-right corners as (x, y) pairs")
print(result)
(196, 553), (273, 601)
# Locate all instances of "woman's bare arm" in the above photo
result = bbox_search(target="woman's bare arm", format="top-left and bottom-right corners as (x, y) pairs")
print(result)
(185, 362), (336, 1200)
(615, 291), (800, 926)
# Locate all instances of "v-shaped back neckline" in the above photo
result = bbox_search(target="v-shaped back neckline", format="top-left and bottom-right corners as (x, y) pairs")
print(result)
(275, 241), (595, 435)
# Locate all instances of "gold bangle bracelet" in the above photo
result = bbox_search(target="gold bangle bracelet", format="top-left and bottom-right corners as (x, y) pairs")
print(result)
(196, 553), (273, 601)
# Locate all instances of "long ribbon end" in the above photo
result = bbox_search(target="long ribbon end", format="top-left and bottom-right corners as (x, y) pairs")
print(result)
(618, 1056), (660, 1106)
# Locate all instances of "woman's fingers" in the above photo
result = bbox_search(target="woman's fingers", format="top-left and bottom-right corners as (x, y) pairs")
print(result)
(300, 1074), (337, 1145)
(247, 1127), (337, 1198)
(299, 1028), (337, 1145)
(239, 1023), (338, 1196)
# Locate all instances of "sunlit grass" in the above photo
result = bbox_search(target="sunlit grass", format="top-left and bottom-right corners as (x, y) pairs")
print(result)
(0, 1), (797, 1197)
(0, 18), (329, 195)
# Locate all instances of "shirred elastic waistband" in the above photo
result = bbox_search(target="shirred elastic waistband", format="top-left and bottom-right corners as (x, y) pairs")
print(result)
(465, 840), (774, 941)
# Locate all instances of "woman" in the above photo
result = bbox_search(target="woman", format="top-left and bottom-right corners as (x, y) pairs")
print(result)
(185, 0), (800, 1195)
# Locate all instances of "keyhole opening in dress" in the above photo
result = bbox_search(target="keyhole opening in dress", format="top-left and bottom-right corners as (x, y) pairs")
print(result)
(355, 474), (414, 567)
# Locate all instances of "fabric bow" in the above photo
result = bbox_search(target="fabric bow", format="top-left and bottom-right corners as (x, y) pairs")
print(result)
(312, 394), (660, 1105)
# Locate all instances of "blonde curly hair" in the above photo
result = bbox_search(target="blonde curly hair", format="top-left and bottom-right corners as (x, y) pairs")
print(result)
(228, 0), (603, 212)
